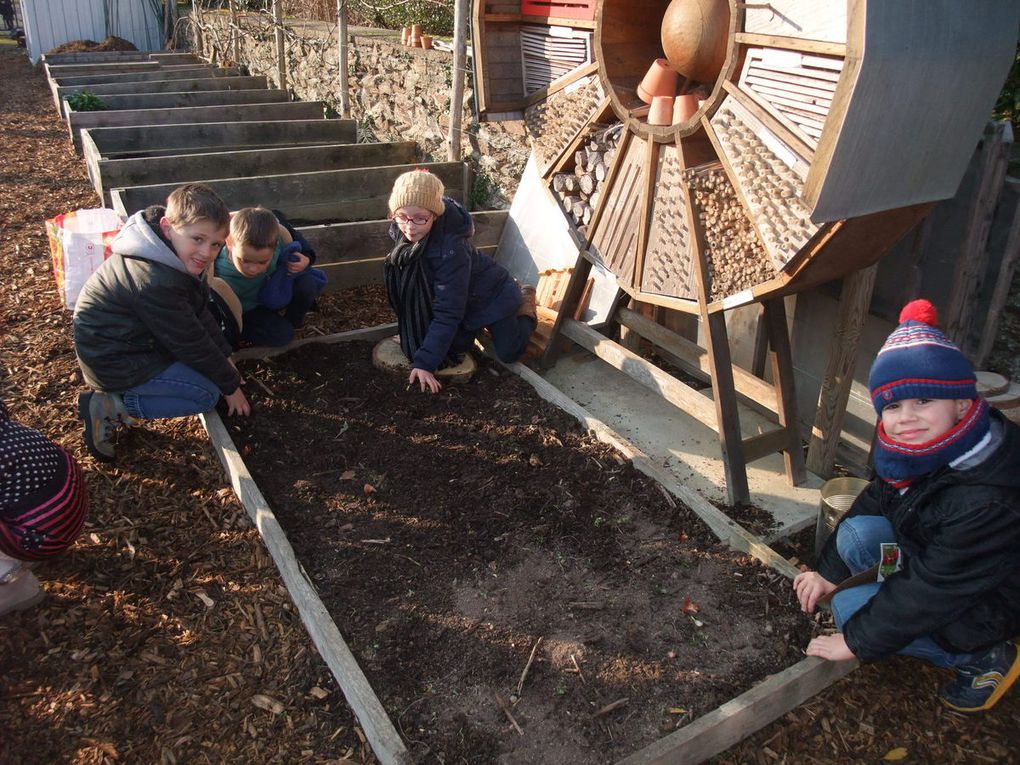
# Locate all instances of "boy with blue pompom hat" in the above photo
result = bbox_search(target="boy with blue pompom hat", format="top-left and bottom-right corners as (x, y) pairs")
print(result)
(794, 299), (1020, 714)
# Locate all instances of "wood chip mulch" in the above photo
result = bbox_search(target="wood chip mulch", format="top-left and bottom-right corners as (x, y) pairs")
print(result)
(0, 49), (377, 765)
(1, 46), (1018, 765)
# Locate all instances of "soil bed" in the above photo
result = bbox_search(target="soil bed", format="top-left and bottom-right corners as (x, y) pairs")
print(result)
(228, 341), (813, 764)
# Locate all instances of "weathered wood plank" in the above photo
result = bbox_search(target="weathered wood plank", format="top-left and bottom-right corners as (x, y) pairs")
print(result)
(615, 657), (856, 765)
(83, 119), (357, 158)
(111, 162), (468, 224)
(92, 141), (417, 204)
(69, 101), (328, 152)
(805, 264), (878, 478)
(56, 76), (271, 117)
(200, 407), (411, 765)
(616, 306), (778, 414)
(70, 88), (289, 114)
(559, 318), (721, 431)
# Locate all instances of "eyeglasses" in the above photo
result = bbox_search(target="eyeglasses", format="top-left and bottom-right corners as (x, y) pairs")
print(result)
(394, 213), (433, 226)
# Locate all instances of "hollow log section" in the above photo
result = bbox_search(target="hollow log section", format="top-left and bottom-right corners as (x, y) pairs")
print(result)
(205, 329), (855, 765)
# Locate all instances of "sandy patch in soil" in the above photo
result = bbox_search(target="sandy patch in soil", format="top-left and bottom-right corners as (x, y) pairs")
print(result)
(228, 341), (813, 763)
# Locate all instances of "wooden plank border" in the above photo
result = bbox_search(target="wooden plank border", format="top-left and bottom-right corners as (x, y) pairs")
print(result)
(200, 327), (410, 765)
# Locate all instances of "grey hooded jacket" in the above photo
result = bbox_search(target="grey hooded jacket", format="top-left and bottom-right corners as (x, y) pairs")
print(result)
(73, 210), (240, 396)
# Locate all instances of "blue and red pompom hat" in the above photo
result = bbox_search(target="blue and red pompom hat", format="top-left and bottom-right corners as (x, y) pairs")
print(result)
(868, 299), (977, 414)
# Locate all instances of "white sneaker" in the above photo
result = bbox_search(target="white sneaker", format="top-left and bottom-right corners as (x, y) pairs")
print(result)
(0, 571), (44, 616)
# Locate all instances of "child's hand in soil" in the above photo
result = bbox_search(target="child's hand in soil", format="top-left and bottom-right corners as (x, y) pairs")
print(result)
(408, 367), (441, 394)
(806, 632), (855, 662)
(793, 570), (836, 614)
(224, 387), (252, 416)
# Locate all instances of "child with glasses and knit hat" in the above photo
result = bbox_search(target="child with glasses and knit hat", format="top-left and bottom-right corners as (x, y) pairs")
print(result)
(385, 169), (537, 394)
(794, 300), (1020, 714)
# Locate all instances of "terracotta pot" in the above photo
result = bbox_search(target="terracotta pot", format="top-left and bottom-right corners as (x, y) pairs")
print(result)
(401, 26), (410, 45)
(672, 93), (699, 124)
(636, 58), (679, 104)
(648, 95), (675, 126)
(661, 0), (730, 83)
(420, 35), (433, 50)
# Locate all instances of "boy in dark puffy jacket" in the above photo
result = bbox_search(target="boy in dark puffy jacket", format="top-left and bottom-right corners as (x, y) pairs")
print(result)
(73, 183), (251, 462)
(795, 300), (1020, 714)
(384, 169), (537, 394)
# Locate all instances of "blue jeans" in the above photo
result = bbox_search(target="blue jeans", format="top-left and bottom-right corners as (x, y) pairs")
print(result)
(241, 271), (325, 347)
(121, 362), (221, 419)
(831, 516), (975, 669)
(451, 313), (536, 364)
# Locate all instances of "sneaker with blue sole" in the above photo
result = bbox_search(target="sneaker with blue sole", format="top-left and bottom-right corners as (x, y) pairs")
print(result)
(940, 640), (1020, 714)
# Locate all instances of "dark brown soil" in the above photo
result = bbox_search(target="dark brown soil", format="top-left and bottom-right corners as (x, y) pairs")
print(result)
(229, 342), (813, 763)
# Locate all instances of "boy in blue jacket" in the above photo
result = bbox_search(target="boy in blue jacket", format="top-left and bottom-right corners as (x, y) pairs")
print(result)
(795, 300), (1020, 714)
(384, 169), (537, 394)
(212, 207), (326, 348)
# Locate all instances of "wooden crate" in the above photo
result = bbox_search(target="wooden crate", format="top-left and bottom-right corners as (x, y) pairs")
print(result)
(521, 0), (597, 21)
(523, 268), (594, 361)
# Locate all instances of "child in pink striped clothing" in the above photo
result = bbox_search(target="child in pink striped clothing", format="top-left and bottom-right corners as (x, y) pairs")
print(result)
(0, 400), (88, 615)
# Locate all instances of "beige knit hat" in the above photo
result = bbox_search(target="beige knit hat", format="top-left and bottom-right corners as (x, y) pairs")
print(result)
(388, 169), (445, 216)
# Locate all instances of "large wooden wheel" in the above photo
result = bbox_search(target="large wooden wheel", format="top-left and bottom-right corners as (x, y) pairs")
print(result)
(525, 0), (1016, 314)
(472, 0), (1017, 504)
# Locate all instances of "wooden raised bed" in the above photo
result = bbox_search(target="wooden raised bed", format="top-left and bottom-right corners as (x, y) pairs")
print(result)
(203, 328), (857, 765)
(109, 161), (470, 225)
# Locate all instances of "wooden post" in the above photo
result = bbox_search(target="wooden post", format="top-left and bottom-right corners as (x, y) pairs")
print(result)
(448, 0), (468, 161)
(975, 178), (1020, 367)
(762, 297), (806, 485)
(163, 0), (173, 46)
(805, 264), (878, 478)
(192, 0), (204, 59)
(944, 121), (1012, 354)
(228, 0), (239, 65)
(336, 0), (350, 118)
(272, 0), (287, 93)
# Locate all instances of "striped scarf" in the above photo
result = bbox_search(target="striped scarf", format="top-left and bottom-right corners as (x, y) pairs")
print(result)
(875, 397), (991, 489)
(384, 235), (433, 366)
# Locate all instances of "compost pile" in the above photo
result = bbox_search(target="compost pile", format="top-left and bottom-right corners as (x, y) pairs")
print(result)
(231, 342), (812, 763)
(46, 36), (138, 55)
(2, 46), (1019, 765)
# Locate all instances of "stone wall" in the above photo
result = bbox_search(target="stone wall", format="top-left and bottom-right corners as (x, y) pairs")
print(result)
(194, 13), (530, 208)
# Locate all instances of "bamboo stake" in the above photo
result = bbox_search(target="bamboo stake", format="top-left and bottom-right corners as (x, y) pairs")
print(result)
(336, 0), (350, 117)
(448, 0), (468, 161)
(272, 0), (287, 93)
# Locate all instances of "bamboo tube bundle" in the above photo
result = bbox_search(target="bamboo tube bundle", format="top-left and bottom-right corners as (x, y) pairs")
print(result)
(685, 167), (773, 300)
(524, 77), (605, 175)
(711, 104), (819, 269)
